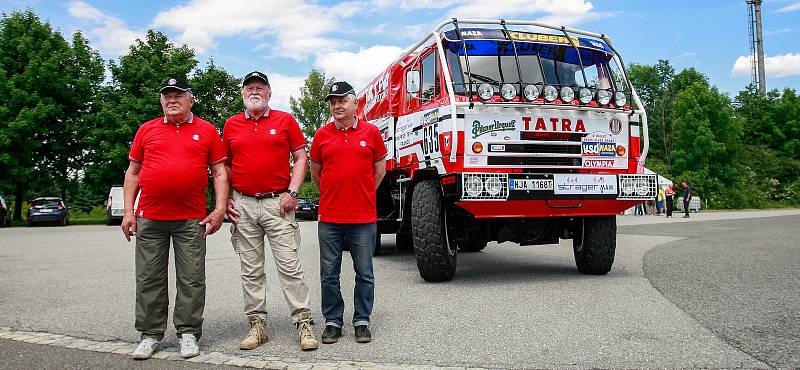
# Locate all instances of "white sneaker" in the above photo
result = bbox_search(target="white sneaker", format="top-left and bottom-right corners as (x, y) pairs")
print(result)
(132, 337), (160, 360)
(179, 334), (200, 358)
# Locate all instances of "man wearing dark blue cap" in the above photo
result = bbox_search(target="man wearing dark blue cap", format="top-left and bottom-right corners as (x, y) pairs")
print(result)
(123, 76), (228, 360)
(310, 81), (387, 344)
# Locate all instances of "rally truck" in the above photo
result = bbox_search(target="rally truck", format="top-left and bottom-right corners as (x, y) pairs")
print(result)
(355, 19), (657, 282)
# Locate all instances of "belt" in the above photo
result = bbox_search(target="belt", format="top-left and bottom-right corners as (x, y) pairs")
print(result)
(237, 189), (287, 199)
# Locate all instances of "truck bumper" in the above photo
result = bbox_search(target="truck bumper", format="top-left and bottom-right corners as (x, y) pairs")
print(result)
(446, 172), (657, 218)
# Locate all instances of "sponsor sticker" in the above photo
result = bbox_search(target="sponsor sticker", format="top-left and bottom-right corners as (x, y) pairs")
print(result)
(582, 159), (615, 168)
(553, 174), (617, 195)
(490, 144), (506, 152)
(581, 132), (616, 157)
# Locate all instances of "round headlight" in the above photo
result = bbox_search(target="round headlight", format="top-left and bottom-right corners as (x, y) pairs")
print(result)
(543, 85), (558, 102)
(472, 142), (483, 153)
(621, 178), (635, 195)
(560, 87), (575, 102)
(477, 83), (494, 101)
(596, 89), (611, 105)
(500, 84), (517, 101)
(636, 178), (649, 196)
(523, 84), (539, 101)
(579, 88), (593, 104)
(614, 91), (627, 107)
(465, 176), (484, 197)
(485, 177), (502, 196)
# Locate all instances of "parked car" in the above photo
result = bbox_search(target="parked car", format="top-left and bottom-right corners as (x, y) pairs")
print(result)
(295, 198), (318, 220)
(0, 195), (12, 227)
(106, 186), (124, 225)
(27, 197), (69, 226)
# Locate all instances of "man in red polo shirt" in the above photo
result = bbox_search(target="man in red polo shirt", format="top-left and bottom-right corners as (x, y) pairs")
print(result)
(310, 81), (387, 344)
(121, 77), (228, 360)
(224, 71), (319, 351)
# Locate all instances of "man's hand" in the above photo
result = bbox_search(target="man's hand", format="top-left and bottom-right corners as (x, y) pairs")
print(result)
(279, 192), (297, 217)
(121, 214), (136, 241)
(226, 198), (240, 224)
(199, 209), (225, 237)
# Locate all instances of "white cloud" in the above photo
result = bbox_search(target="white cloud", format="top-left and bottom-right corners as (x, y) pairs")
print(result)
(266, 73), (307, 112)
(152, 0), (348, 60)
(449, 0), (603, 25)
(315, 45), (405, 89)
(369, 0), (462, 11)
(776, 2), (800, 13)
(67, 1), (143, 57)
(765, 28), (792, 35)
(731, 53), (800, 77)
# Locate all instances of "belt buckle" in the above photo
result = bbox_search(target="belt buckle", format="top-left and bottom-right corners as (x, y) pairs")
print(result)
(253, 192), (267, 199)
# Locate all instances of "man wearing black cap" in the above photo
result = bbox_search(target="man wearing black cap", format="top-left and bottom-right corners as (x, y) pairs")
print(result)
(309, 81), (387, 344)
(122, 77), (228, 360)
(223, 71), (319, 351)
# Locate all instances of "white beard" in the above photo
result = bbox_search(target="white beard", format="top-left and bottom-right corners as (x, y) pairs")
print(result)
(245, 96), (267, 111)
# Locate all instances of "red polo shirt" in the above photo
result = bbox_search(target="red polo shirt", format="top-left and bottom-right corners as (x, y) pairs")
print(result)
(310, 119), (387, 224)
(129, 115), (226, 220)
(223, 110), (307, 194)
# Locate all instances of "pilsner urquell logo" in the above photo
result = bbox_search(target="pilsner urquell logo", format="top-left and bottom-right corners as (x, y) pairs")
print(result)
(472, 119), (516, 139)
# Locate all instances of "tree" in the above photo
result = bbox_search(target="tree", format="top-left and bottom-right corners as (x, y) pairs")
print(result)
(0, 10), (91, 218)
(190, 59), (242, 129)
(289, 69), (334, 138)
(671, 82), (748, 208)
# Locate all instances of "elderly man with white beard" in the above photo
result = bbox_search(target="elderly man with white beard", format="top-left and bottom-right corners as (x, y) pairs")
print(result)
(222, 71), (319, 351)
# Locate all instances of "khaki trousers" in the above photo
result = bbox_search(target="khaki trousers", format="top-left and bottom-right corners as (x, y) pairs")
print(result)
(230, 191), (311, 322)
(135, 218), (205, 340)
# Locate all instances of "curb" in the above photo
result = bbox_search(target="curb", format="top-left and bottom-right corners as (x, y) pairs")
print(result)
(0, 327), (483, 369)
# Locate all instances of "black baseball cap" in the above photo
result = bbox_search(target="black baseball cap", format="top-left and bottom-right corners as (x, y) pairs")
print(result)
(159, 77), (191, 93)
(242, 71), (270, 86)
(325, 81), (355, 101)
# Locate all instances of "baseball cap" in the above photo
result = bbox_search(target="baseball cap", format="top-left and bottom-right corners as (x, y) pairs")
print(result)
(242, 71), (270, 86)
(325, 81), (355, 101)
(159, 77), (191, 93)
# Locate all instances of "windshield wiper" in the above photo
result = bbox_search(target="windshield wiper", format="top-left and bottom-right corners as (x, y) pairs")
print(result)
(466, 72), (501, 85)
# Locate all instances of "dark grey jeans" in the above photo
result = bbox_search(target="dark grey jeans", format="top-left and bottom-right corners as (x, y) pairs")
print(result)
(135, 218), (206, 340)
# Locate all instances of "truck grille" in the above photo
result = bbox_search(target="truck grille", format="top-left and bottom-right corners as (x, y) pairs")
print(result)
(486, 136), (585, 168)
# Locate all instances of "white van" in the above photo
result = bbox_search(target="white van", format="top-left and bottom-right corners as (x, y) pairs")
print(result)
(106, 186), (124, 225)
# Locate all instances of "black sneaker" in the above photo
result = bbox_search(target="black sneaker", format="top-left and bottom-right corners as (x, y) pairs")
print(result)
(321, 325), (341, 344)
(354, 325), (371, 343)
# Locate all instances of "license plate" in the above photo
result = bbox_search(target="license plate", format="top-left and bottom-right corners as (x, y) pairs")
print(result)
(112, 209), (123, 216)
(509, 179), (554, 191)
(40, 209), (53, 213)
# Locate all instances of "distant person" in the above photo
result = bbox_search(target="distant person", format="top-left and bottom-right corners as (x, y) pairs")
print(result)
(665, 185), (675, 218)
(223, 71), (319, 351)
(121, 77), (228, 360)
(634, 202), (644, 216)
(310, 81), (387, 344)
(681, 182), (692, 218)
(656, 187), (664, 215)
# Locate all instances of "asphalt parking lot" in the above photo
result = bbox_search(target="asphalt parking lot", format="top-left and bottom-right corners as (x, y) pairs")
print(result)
(1, 209), (798, 368)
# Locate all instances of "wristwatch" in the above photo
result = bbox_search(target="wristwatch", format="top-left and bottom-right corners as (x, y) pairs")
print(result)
(288, 190), (299, 198)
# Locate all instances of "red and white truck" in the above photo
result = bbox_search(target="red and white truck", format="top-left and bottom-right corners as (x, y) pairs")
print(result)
(355, 19), (656, 282)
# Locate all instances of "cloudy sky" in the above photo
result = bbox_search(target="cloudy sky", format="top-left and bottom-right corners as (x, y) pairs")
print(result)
(2, 0), (799, 111)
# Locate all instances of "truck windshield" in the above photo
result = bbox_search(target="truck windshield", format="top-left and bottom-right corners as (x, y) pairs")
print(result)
(444, 39), (624, 94)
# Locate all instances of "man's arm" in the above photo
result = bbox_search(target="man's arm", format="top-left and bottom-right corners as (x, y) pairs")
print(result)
(200, 162), (228, 237)
(278, 148), (307, 217)
(310, 160), (321, 189)
(373, 157), (386, 190)
(121, 161), (141, 241)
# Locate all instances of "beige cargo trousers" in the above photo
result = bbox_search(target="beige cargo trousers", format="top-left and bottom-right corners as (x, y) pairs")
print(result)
(229, 190), (312, 322)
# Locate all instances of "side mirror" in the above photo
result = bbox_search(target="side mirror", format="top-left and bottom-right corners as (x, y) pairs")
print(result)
(406, 70), (420, 94)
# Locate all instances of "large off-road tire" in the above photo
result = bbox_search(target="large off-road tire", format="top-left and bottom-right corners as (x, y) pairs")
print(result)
(411, 180), (456, 282)
(572, 216), (616, 275)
